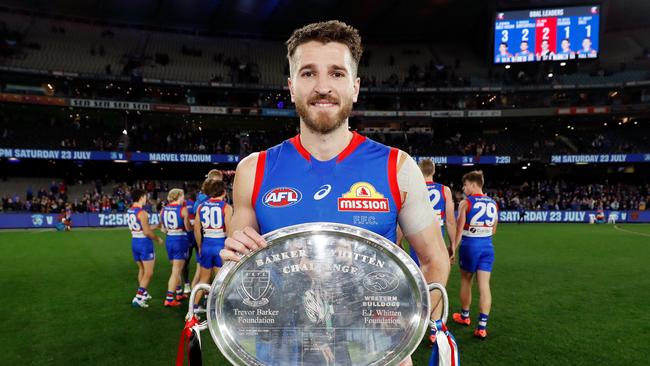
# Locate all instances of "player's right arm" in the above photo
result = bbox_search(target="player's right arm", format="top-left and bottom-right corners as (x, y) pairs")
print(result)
(139, 210), (163, 244)
(452, 199), (468, 263)
(220, 153), (267, 262)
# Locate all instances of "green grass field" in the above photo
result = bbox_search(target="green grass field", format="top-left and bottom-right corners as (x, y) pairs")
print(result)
(1, 224), (649, 365)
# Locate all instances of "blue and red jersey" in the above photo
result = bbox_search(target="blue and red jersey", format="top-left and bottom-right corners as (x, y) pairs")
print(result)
(160, 204), (186, 236)
(127, 206), (147, 238)
(197, 198), (227, 240)
(462, 194), (498, 239)
(426, 181), (449, 226)
(252, 132), (401, 242)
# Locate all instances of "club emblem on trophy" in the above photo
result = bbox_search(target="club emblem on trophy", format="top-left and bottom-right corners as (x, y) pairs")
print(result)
(238, 270), (274, 307)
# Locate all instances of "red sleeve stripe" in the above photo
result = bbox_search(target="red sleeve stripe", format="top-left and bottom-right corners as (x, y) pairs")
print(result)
(251, 151), (267, 208)
(387, 148), (402, 213)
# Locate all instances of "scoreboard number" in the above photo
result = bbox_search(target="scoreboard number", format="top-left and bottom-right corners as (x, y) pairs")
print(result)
(564, 26), (570, 39)
(542, 27), (550, 40)
(585, 24), (591, 37)
(521, 28), (529, 41)
(501, 29), (508, 42)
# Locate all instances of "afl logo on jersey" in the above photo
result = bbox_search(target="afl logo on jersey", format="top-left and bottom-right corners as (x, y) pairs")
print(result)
(338, 182), (390, 212)
(263, 187), (302, 208)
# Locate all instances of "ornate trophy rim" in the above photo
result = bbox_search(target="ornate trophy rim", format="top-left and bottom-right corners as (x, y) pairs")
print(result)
(207, 222), (431, 366)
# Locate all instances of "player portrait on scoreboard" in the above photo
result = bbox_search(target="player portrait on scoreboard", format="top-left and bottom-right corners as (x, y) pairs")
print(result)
(556, 38), (575, 60)
(578, 37), (597, 57)
(536, 39), (555, 60)
(515, 41), (534, 62)
(495, 42), (513, 63)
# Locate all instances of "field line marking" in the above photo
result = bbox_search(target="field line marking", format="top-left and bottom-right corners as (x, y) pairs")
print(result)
(613, 225), (650, 238)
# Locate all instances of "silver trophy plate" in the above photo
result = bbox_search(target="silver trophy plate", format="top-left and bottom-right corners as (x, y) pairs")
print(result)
(204, 222), (434, 366)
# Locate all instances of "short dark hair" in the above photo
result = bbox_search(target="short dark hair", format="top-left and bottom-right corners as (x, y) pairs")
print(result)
(131, 189), (146, 202)
(500, 42), (508, 47)
(202, 179), (226, 198)
(286, 20), (363, 76)
(462, 170), (485, 188)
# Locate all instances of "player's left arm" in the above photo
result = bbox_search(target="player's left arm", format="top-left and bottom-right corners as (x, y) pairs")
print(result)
(194, 204), (203, 253)
(396, 151), (450, 319)
(443, 186), (457, 248)
(158, 212), (167, 233)
(492, 203), (499, 236)
(181, 206), (191, 232)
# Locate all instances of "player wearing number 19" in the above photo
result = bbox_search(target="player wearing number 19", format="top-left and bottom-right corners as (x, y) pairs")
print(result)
(193, 179), (232, 311)
(450, 170), (498, 340)
(127, 189), (164, 308)
(160, 189), (191, 307)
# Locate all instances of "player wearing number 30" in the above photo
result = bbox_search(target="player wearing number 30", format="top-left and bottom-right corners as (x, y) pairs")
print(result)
(451, 170), (498, 340)
(127, 189), (164, 308)
(193, 179), (232, 311)
(160, 188), (191, 307)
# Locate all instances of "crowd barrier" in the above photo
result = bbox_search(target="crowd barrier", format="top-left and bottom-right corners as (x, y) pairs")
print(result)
(0, 210), (648, 229)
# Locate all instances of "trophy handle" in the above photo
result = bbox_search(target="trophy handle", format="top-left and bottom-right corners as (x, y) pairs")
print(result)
(188, 283), (211, 331)
(427, 282), (449, 325)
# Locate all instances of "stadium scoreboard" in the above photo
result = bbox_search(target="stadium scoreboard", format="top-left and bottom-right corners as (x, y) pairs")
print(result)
(494, 5), (600, 64)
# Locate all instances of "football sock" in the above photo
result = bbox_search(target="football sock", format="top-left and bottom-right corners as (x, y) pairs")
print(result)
(477, 313), (489, 330)
(165, 291), (175, 302)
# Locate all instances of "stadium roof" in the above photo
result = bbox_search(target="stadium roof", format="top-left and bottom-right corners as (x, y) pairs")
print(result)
(0, 0), (648, 41)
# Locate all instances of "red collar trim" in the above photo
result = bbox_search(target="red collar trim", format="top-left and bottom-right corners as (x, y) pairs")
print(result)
(289, 135), (311, 162)
(470, 193), (485, 197)
(208, 198), (223, 202)
(425, 180), (434, 184)
(336, 132), (366, 163)
(289, 131), (367, 163)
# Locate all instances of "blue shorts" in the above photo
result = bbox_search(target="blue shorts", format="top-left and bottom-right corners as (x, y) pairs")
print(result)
(408, 226), (446, 266)
(132, 237), (155, 262)
(199, 239), (224, 269)
(166, 235), (189, 261)
(459, 237), (494, 273)
(187, 231), (197, 248)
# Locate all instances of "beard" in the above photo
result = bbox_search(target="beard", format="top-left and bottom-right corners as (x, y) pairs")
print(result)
(295, 94), (353, 135)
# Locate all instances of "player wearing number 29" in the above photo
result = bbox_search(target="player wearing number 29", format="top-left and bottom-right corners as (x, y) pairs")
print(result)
(160, 188), (191, 307)
(193, 179), (232, 311)
(450, 170), (498, 340)
(127, 189), (164, 308)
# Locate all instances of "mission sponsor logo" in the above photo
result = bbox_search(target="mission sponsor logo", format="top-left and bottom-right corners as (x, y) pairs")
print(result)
(263, 187), (302, 208)
(338, 182), (390, 212)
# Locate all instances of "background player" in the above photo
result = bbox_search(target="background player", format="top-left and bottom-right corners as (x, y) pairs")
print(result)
(127, 189), (163, 308)
(189, 170), (224, 290)
(450, 171), (497, 340)
(181, 185), (198, 295)
(160, 188), (191, 307)
(406, 159), (456, 265)
(193, 179), (231, 313)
